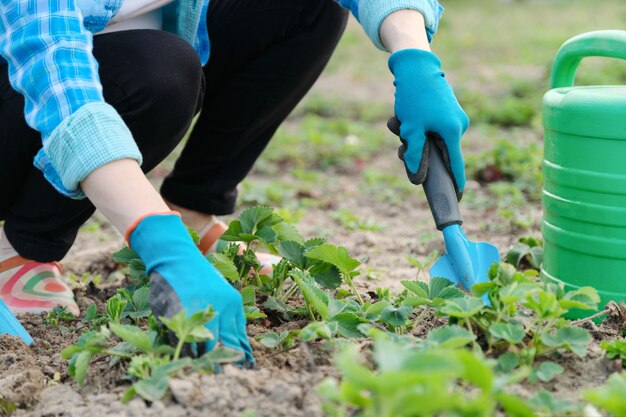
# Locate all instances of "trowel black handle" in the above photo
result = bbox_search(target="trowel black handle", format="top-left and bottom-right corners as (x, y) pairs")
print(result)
(423, 136), (463, 231)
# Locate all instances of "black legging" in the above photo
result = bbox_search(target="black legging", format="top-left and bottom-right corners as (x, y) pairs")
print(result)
(0, 0), (348, 262)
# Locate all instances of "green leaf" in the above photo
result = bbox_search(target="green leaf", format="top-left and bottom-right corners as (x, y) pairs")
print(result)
(277, 241), (306, 267)
(129, 258), (147, 282)
(187, 325), (214, 341)
(62, 328), (110, 358)
(400, 280), (428, 298)
(457, 349), (494, 391)
(489, 323), (525, 344)
(206, 253), (240, 282)
(112, 246), (139, 263)
(584, 372), (626, 416)
(499, 282), (535, 306)
(108, 341), (137, 364)
(256, 332), (288, 349)
(496, 392), (538, 417)
(419, 277), (466, 302)
(331, 313), (368, 338)
(263, 296), (290, 314)
(133, 376), (170, 402)
(400, 296), (431, 308)
(506, 244), (527, 267)
(364, 300), (391, 320)
(273, 221), (304, 244)
(559, 287), (600, 311)
(529, 246), (543, 269)
(106, 295), (128, 323)
(497, 352), (520, 373)
(328, 298), (351, 318)
(120, 387), (138, 403)
(305, 244), (360, 276)
(127, 287), (151, 319)
(531, 361), (563, 383)
(601, 339), (626, 360)
(529, 391), (580, 413)
(371, 339), (419, 374)
(489, 262), (518, 286)
(256, 226), (278, 244)
(299, 321), (337, 342)
(380, 305), (412, 327)
(304, 237), (327, 249)
(160, 307), (216, 344)
(84, 304), (97, 321)
(186, 226), (200, 245)
(194, 347), (244, 372)
(524, 289), (565, 319)
(241, 287), (256, 306)
(109, 324), (153, 354)
(240, 206), (275, 234)
(244, 305), (266, 321)
(309, 262), (342, 289)
(471, 282), (495, 298)
(290, 269), (330, 320)
(71, 351), (93, 385)
(220, 220), (244, 241)
(425, 325), (476, 349)
(439, 297), (484, 319)
(540, 326), (591, 357)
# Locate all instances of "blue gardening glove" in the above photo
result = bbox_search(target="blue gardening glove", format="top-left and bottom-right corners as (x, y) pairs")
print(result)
(129, 213), (253, 366)
(389, 49), (469, 196)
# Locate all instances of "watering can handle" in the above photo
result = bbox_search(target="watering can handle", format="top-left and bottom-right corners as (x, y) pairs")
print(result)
(422, 136), (463, 231)
(551, 30), (626, 89)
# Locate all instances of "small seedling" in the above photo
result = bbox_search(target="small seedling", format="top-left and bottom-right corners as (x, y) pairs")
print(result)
(160, 307), (215, 360)
(44, 306), (75, 327)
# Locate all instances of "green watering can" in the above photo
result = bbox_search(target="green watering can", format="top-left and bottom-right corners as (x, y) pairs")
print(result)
(541, 30), (626, 319)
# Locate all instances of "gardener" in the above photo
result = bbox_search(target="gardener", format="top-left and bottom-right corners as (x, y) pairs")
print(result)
(0, 0), (468, 361)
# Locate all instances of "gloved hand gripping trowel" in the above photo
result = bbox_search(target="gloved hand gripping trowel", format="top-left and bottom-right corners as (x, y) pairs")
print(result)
(388, 118), (500, 303)
(0, 298), (33, 344)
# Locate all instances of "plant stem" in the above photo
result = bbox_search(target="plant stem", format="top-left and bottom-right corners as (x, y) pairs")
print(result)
(281, 283), (298, 302)
(569, 308), (610, 326)
(465, 319), (474, 334)
(304, 301), (316, 322)
(343, 273), (364, 305)
(531, 319), (543, 348)
(173, 337), (186, 361)
(103, 350), (133, 359)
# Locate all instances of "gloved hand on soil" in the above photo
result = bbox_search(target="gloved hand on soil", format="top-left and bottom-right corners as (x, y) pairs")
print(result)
(128, 212), (253, 365)
(389, 49), (469, 196)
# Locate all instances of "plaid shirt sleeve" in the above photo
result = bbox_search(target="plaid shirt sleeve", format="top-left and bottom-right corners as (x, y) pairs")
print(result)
(335, 0), (444, 50)
(0, 0), (141, 199)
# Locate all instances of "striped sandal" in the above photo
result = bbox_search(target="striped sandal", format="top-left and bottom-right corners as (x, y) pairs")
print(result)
(0, 256), (79, 317)
(198, 221), (281, 276)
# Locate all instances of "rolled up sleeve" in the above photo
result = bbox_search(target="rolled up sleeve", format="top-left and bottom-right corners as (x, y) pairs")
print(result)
(336, 0), (444, 50)
(0, 0), (141, 199)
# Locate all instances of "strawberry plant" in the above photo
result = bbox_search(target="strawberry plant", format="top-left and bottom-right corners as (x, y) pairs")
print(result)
(506, 236), (543, 270)
(62, 306), (242, 402)
(318, 336), (535, 417)
(418, 263), (598, 386)
(601, 339), (626, 363)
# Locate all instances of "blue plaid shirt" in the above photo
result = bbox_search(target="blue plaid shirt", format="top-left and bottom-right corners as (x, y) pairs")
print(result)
(0, 0), (441, 199)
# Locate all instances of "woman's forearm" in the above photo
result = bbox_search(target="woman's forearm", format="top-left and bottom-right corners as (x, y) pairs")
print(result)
(380, 10), (431, 53)
(80, 159), (170, 235)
